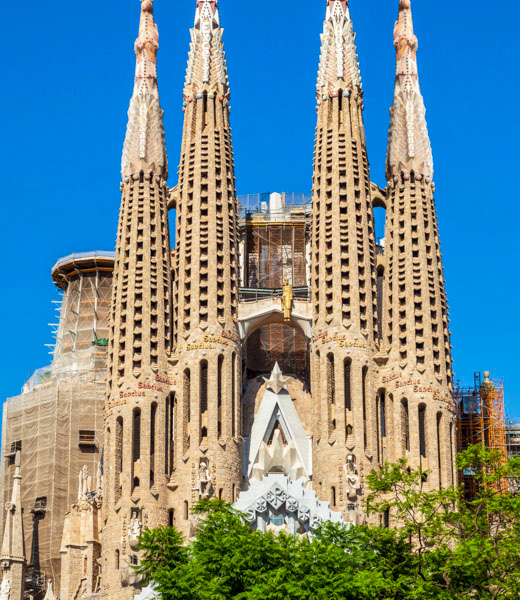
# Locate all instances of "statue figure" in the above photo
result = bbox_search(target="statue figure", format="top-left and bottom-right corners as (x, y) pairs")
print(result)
(128, 515), (142, 541)
(0, 577), (10, 600)
(78, 465), (92, 501)
(198, 460), (212, 499)
(344, 455), (360, 500)
(281, 278), (293, 322)
(95, 460), (103, 496)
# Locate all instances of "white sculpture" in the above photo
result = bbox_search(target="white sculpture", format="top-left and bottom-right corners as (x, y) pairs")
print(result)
(128, 515), (142, 540)
(198, 461), (211, 499)
(0, 577), (10, 600)
(78, 465), (92, 501)
(344, 455), (360, 500)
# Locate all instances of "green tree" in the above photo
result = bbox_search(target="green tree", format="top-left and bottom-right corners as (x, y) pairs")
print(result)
(366, 445), (520, 599)
(136, 447), (520, 600)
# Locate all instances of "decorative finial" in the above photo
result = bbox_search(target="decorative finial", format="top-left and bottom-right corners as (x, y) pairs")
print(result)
(386, 0), (433, 179)
(263, 363), (289, 395)
(483, 371), (491, 382)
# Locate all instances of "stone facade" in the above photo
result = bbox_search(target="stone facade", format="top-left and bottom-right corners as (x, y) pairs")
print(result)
(1, 0), (457, 598)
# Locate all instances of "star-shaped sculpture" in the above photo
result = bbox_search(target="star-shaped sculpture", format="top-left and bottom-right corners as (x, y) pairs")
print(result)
(263, 362), (289, 395)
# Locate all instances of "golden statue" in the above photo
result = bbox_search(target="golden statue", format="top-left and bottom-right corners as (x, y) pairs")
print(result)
(281, 278), (293, 322)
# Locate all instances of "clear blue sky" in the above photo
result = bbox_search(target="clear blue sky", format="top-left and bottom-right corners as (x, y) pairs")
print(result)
(1, 0), (519, 415)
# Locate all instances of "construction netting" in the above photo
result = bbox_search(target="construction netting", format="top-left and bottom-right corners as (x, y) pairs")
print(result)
(0, 266), (112, 597)
(245, 223), (307, 288)
(245, 323), (309, 382)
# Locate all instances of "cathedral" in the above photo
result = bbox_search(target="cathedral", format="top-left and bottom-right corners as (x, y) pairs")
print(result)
(0, 0), (456, 598)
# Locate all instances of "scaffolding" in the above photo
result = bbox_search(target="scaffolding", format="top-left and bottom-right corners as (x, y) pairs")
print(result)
(240, 193), (311, 383)
(455, 372), (507, 499)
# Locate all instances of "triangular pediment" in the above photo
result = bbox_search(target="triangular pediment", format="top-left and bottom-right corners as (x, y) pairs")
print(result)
(247, 367), (311, 480)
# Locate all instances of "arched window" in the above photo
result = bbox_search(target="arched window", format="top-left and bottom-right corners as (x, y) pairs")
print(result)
(376, 266), (384, 340)
(165, 397), (170, 475)
(168, 509), (174, 527)
(200, 361), (208, 415)
(401, 399), (410, 452)
(115, 417), (123, 500)
(418, 404), (427, 458)
(150, 403), (157, 487)
(362, 366), (368, 449)
(344, 358), (352, 411)
(132, 408), (141, 490)
(437, 412), (443, 487)
(183, 369), (190, 451)
(217, 355), (224, 438)
(115, 550), (120, 570)
(327, 354), (335, 405)
(184, 501), (189, 520)
(231, 352), (236, 438)
(449, 422), (454, 485)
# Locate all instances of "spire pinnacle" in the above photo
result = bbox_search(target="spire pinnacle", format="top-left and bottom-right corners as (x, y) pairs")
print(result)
(386, 0), (433, 180)
(317, 0), (361, 97)
(184, 0), (229, 99)
(1, 451), (26, 563)
(121, 0), (167, 180)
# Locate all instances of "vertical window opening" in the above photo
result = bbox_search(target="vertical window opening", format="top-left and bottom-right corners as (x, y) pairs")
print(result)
(168, 509), (174, 527)
(165, 397), (169, 475)
(184, 501), (189, 520)
(419, 404), (427, 459)
(331, 486), (336, 507)
(327, 354), (335, 405)
(184, 369), (191, 451)
(437, 412), (443, 487)
(401, 399), (410, 452)
(362, 366), (368, 449)
(344, 358), (351, 411)
(150, 403), (157, 487)
(115, 417), (123, 499)
(231, 352), (236, 438)
(377, 266), (384, 339)
(132, 409), (141, 489)
(200, 361), (208, 414)
(170, 395), (175, 473)
(217, 355), (224, 438)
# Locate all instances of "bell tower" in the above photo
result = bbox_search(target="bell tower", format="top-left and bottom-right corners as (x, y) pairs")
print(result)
(168, 0), (242, 533)
(310, 0), (379, 520)
(102, 0), (173, 597)
(383, 0), (456, 488)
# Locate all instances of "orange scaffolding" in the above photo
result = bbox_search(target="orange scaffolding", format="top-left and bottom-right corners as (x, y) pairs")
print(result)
(455, 373), (507, 499)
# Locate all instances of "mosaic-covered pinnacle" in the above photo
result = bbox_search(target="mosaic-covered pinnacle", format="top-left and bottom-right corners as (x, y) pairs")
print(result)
(317, 0), (361, 96)
(184, 0), (229, 99)
(121, 0), (168, 180)
(386, 0), (433, 180)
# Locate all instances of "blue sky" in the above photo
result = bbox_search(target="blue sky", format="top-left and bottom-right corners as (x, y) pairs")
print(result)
(1, 0), (519, 415)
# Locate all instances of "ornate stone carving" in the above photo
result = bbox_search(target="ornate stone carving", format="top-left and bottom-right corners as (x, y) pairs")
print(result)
(317, 0), (362, 95)
(121, 0), (167, 179)
(386, 0), (433, 179)
(198, 460), (212, 499)
(78, 465), (93, 501)
(0, 578), (10, 600)
(344, 455), (360, 501)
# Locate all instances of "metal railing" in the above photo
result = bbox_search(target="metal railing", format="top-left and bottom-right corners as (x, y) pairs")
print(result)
(239, 287), (311, 303)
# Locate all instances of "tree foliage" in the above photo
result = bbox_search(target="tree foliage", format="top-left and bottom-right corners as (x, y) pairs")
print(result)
(136, 447), (520, 599)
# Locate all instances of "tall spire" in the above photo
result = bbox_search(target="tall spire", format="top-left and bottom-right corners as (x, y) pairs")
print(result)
(121, 0), (167, 180)
(386, 0), (433, 180)
(170, 0), (242, 537)
(317, 0), (361, 97)
(1, 452), (26, 600)
(184, 0), (229, 99)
